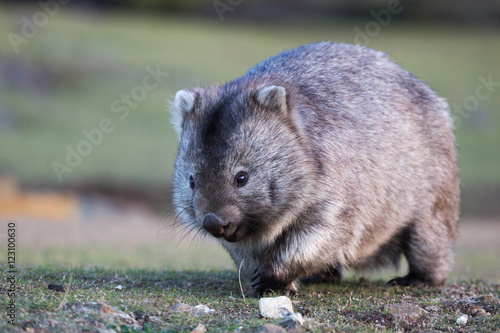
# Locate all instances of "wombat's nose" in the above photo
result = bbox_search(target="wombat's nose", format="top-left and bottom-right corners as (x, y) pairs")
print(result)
(202, 213), (227, 238)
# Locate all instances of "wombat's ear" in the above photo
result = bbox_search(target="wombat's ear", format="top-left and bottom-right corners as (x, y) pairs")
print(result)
(171, 89), (196, 135)
(257, 85), (287, 116)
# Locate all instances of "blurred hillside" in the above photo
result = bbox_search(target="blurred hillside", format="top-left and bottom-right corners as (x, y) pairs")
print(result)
(0, 2), (499, 217)
(3, 0), (500, 26)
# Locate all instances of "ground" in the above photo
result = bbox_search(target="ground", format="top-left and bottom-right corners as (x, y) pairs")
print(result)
(1, 198), (499, 332)
(1, 265), (499, 332)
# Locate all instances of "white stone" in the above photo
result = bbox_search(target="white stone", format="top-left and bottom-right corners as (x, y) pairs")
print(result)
(425, 305), (440, 312)
(259, 296), (294, 319)
(191, 305), (215, 316)
(456, 314), (468, 325)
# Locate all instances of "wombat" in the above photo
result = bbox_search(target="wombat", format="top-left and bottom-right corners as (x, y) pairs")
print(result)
(171, 42), (460, 297)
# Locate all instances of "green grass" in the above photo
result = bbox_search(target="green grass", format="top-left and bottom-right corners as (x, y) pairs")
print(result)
(0, 6), (499, 192)
(1, 266), (498, 332)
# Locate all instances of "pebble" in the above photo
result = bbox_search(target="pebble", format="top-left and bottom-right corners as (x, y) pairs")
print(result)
(191, 305), (215, 316)
(456, 314), (468, 325)
(280, 311), (305, 329)
(259, 296), (294, 319)
(67, 302), (140, 328)
(424, 305), (440, 312)
(190, 323), (207, 333)
(148, 316), (162, 322)
(170, 303), (214, 317)
(170, 303), (192, 312)
(467, 305), (486, 316)
(387, 303), (422, 320)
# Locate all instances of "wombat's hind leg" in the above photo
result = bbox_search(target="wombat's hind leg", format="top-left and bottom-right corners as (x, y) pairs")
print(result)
(387, 217), (454, 286)
(301, 265), (342, 285)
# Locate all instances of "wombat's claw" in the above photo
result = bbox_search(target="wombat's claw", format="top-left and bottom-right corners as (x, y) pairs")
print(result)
(251, 273), (272, 297)
(250, 278), (262, 292)
(251, 284), (296, 298)
(251, 265), (296, 297)
(250, 280), (271, 298)
(250, 266), (262, 285)
(252, 265), (261, 277)
(250, 266), (266, 296)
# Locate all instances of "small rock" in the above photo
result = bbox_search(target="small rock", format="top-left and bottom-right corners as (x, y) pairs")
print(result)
(387, 303), (422, 321)
(115, 284), (123, 291)
(256, 323), (287, 333)
(148, 316), (162, 323)
(259, 296), (294, 319)
(280, 311), (305, 330)
(456, 314), (468, 325)
(190, 323), (207, 333)
(170, 303), (192, 312)
(467, 305), (486, 316)
(99, 303), (123, 315)
(425, 305), (440, 312)
(67, 302), (140, 328)
(170, 303), (214, 317)
(100, 304), (139, 327)
(191, 305), (215, 316)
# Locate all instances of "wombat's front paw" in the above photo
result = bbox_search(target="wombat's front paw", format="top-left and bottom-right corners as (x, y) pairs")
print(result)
(251, 265), (297, 297)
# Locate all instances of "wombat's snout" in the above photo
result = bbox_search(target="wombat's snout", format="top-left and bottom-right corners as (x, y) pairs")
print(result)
(202, 213), (240, 242)
(202, 214), (225, 238)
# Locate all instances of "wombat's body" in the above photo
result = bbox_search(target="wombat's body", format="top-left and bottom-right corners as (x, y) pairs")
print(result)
(172, 42), (459, 296)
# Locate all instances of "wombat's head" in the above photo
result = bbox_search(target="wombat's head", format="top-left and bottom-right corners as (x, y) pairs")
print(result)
(171, 84), (314, 244)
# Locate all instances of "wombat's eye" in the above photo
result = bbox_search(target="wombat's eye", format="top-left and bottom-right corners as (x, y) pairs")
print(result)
(189, 175), (195, 189)
(235, 171), (248, 187)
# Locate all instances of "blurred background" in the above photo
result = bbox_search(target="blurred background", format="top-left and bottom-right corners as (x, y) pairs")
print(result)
(0, 0), (499, 281)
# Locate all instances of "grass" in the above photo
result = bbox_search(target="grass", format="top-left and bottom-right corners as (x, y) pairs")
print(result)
(1, 266), (498, 332)
(4, 216), (499, 331)
(0, 6), (499, 193)
(4, 215), (498, 331)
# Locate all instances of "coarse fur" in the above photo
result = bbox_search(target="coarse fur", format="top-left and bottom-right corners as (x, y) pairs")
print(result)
(171, 42), (460, 296)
